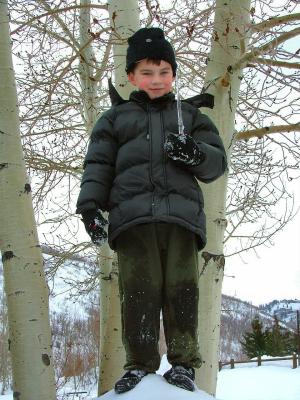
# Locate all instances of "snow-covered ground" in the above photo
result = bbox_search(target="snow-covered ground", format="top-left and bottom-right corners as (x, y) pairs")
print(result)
(216, 358), (300, 400)
(1, 356), (299, 400)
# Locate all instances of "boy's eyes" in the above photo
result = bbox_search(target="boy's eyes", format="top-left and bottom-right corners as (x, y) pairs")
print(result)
(141, 71), (170, 76)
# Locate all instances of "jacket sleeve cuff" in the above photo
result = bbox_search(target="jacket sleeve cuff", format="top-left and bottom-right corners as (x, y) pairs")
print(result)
(185, 142), (227, 183)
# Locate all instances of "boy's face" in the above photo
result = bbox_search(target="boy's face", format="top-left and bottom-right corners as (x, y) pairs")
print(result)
(128, 59), (175, 99)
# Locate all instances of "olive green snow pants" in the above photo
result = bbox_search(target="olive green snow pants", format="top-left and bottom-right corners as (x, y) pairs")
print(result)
(115, 222), (202, 372)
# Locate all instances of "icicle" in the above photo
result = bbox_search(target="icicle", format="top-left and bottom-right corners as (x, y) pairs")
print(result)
(175, 70), (186, 142)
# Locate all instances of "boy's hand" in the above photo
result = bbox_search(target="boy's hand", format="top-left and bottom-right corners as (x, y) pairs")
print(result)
(165, 133), (206, 166)
(81, 209), (108, 246)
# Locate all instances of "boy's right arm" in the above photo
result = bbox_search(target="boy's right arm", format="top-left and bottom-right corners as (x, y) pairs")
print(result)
(76, 109), (118, 240)
(165, 110), (227, 183)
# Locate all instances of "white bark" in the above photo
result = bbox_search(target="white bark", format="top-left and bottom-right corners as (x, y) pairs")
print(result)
(108, 0), (140, 98)
(196, 0), (251, 395)
(79, 0), (99, 135)
(0, 291), (10, 394)
(98, 246), (125, 394)
(97, 1), (140, 394)
(0, 2), (56, 399)
(76, 1), (124, 393)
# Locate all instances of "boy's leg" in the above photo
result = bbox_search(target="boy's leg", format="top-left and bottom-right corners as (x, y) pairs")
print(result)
(115, 224), (163, 373)
(162, 224), (202, 368)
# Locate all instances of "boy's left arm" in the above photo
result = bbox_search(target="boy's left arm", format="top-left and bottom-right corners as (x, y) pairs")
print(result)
(165, 111), (227, 183)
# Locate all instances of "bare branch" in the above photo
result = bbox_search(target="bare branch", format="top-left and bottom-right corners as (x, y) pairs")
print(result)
(236, 124), (300, 140)
(250, 13), (300, 31)
(38, 0), (81, 50)
(41, 244), (96, 267)
(11, 3), (108, 36)
(250, 58), (300, 70)
(232, 27), (300, 71)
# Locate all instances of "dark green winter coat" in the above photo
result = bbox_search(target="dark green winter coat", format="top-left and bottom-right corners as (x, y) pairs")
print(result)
(76, 90), (227, 250)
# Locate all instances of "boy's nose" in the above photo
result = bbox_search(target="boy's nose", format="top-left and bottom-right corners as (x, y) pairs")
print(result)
(151, 75), (161, 84)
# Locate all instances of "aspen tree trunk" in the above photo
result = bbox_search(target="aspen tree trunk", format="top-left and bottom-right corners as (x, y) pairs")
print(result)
(79, 0), (99, 135)
(98, 246), (125, 395)
(0, 3), (56, 399)
(196, 0), (251, 395)
(108, 0), (139, 95)
(98, 1), (139, 395)
(77, 2), (118, 394)
(0, 293), (10, 394)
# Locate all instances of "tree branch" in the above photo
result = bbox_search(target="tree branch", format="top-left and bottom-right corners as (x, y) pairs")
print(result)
(250, 13), (300, 31)
(38, 0), (81, 50)
(11, 4), (108, 36)
(41, 244), (96, 267)
(236, 123), (300, 141)
(93, 33), (112, 81)
(19, 22), (79, 53)
(250, 58), (300, 70)
(231, 27), (300, 71)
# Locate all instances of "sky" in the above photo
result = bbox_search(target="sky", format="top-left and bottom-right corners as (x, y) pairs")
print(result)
(221, 33), (300, 306)
(222, 182), (300, 306)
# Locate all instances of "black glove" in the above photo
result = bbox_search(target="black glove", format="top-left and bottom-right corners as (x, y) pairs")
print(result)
(165, 133), (206, 166)
(81, 209), (108, 246)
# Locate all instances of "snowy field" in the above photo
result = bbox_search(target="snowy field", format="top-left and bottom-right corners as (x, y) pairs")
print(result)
(216, 358), (300, 400)
(1, 356), (299, 400)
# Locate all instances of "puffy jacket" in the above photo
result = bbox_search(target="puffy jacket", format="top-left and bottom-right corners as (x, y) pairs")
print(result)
(76, 90), (227, 250)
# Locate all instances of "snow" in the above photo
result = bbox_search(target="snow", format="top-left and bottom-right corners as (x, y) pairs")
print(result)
(217, 365), (300, 400)
(97, 374), (215, 400)
(216, 359), (300, 400)
(1, 357), (300, 400)
(95, 357), (300, 400)
(94, 357), (216, 400)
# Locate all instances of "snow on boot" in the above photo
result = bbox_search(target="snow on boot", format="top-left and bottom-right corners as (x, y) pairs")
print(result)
(114, 369), (148, 394)
(163, 365), (195, 391)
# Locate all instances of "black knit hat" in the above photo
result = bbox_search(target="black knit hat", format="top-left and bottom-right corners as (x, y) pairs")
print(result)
(126, 27), (177, 75)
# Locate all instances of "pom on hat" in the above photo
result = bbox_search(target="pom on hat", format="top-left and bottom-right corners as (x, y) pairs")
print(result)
(126, 27), (177, 75)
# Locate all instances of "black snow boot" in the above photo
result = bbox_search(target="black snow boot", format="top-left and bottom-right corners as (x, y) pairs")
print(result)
(163, 365), (195, 391)
(114, 369), (148, 394)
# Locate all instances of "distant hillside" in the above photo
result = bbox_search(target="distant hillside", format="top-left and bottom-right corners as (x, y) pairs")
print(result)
(219, 294), (278, 361)
(219, 294), (300, 361)
(258, 299), (300, 330)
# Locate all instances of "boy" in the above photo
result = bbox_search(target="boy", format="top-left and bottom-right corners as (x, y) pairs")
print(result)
(76, 27), (227, 393)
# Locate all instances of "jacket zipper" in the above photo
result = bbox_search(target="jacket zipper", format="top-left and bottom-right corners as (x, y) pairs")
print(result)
(148, 104), (155, 215)
(160, 111), (170, 216)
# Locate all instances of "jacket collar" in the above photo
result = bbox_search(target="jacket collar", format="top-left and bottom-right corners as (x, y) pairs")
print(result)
(129, 90), (175, 105)
(108, 78), (214, 109)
